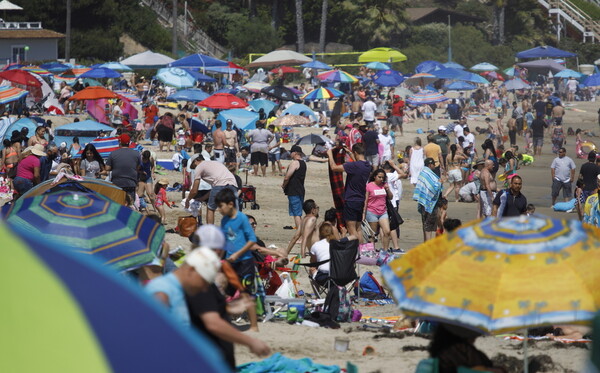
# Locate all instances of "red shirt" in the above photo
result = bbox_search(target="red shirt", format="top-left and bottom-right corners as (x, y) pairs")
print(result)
(392, 100), (405, 117)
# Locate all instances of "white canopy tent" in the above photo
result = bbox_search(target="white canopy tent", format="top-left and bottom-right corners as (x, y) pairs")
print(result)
(247, 49), (311, 68)
(120, 50), (175, 69)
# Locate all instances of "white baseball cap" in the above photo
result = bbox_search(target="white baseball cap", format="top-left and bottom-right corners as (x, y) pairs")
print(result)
(185, 247), (221, 283)
(193, 224), (225, 250)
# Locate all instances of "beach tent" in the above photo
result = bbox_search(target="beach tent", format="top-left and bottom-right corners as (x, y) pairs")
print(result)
(517, 59), (566, 74)
(0, 117), (37, 149)
(516, 45), (576, 59)
(247, 50), (312, 68)
(120, 50), (175, 69)
(216, 109), (259, 130)
(72, 136), (143, 159)
(248, 99), (278, 114)
(282, 103), (317, 122)
(53, 120), (114, 148)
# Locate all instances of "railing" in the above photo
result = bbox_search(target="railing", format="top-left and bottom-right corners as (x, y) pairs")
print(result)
(0, 22), (42, 30)
(540, 0), (600, 41)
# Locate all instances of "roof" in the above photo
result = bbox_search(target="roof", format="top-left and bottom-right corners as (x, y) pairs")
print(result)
(406, 7), (485, 24)
(0, 29), (64, 39)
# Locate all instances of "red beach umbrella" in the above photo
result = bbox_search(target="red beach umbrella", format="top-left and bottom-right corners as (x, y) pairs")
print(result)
(197, 93), (248, 109)
(0, 69), (41, 87)
(270, 66), (300, 74)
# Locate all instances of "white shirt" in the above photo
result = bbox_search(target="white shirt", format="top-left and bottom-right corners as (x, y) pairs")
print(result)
(362, 100), (377, 121)
(386, 171), (403, 206)
(463, 133), (475, 149)
(378, 133), (392, 157)
(567, 79), (578, 91)
(454, 124), (464, 141)
(310, 239), (330, 275)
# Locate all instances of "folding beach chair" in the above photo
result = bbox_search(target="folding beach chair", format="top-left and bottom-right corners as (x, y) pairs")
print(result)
(323, 238), (359, 322)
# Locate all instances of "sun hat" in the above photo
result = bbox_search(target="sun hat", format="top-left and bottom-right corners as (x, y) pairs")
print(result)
(193, 224), (225, 250)
(438, 125), (446, 131)
(185, 247), (222, 284)
(119, 133), (130, 144)
(157, 178), (169, 185)
(29, 144), (46, 156)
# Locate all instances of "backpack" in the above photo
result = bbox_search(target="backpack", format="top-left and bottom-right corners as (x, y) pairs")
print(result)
(359, 271), (387, 298)
(324, 284), (353, 322)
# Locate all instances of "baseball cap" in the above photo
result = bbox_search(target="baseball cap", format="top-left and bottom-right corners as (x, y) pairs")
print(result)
(438, 125), (446, 131)
(193, 224), (225, 250)
(119, 133), (130, 144)
(345, 124), (353, 129)
(185, 247), (222, 284)
(290, 145), (304, 154)
(424, 157), (435, 166)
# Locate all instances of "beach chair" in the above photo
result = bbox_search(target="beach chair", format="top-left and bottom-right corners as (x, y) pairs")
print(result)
(323, 239), (359, 322)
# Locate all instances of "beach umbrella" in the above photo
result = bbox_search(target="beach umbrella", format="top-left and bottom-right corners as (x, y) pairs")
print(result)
(554, 69), (583, 78)
(243, 81), (269, 93)
(0, 69), (41, 87)
(502, 78), (531, 90)
(260, 85), (302, 103)
(0, 0), (22, 10)
(97, 61), (132, 72)
(317, 69), (358, 83)
(167, 88), (210, 102)
(462, 72), (489, 84)
(365, 61), (391, 70)
(247, 49), (312, 68)
(392, 87), (414, 98)
(40, 62), (70, 72)
(169, 53), (228, 69)
(295, 133), (331, 145)
(121, 50), (175, 69)
(271, 115), (311, 127)
(516, 45), (576, 59)
(372, 69), (405, 87)
(1, 223), (230, 372)
(68, 86), (119, 101)
(443, 61), (465, 70)
(415, 60), (444, 74)
(198, 93), (248, 109)
(584, 74), (600, 87)
(406, 90), (448, 105)
(19, 65), (52, 77)
(5, 191), (165, 272)
(269, 66), (300, 74)
(180, 68), (217, 83)
(445, 81), (476, 91)
(204, 61), (246, 74)
(301, 87), (344, 101)
(72, 136), (143, 158)
(517, 59), (565, 74)
(382, 215), (600, 334)
(358, 47), (407, 63)
(0, 85), (27, 104)
(481, 71), (505, 81)
(471, 62), (499, 71)
(301, 59), (332, 70)
(79, 67), (122, 79)
(248, 99), (278, 113)
(156, 67), (196, 89)
(216, 109), (259, 130)
(114, 90), (142, 102)
(213, 88), (239, 95)
(504, 67), (516, 77)
(403, 73), (438, 87)
(282, 103), (317, 121)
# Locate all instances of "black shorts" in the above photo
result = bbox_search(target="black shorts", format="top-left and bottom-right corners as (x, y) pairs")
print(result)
(343, 200), (364, 222)
(250, 152), (268, 166)
(419, 205), (438, 232)
(230, 258), (257, 295)
(225, 148), (237, 163)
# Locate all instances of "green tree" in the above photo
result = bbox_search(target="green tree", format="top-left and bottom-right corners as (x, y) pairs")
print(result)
(227, 17), (282, 56)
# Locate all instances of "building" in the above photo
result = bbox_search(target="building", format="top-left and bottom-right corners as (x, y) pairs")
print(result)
(0, 21), (64, 64)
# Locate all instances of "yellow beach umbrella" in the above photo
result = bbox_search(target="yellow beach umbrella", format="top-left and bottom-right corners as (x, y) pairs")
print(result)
(358, 47), (407, 63)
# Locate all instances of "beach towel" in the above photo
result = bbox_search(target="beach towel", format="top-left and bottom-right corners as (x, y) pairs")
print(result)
(413, 167), (441, 213)
(237, 353), (340, 373)
(328, 146), (346, 227)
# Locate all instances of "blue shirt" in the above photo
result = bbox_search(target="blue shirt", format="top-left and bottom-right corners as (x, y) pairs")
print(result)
(145, 273), (190, 326)
(221, 211), (256, 262)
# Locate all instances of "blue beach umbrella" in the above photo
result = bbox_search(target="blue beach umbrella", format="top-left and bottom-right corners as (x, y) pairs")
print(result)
(471, 62), (499, 71)
(445, 81), (476, 90)
(584, 74), (600, 87)
(372, 69), (405, 87)
(79, 67), (122, 79)
(365, 61), (391, 70)
(554, 69), (583, 79)
(40, 62), (70, 72)
(415, 60), (444, 73)
(156, 67), (196, 89)
(169, 53), (228, 69)
(167, 88), (210, 102)
(301, 60), (332, 70)
(248, 99), (278, 114)
(443, 61), (465, 70)
(216, 109), (259, 130)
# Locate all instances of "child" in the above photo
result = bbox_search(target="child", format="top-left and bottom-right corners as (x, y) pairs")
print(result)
(215, 188), (260, 331)
(526, 203), (536, 216)
(154, 178), (173, 224)
(436, 197), (448, 236)
(176, 129), (186, 151)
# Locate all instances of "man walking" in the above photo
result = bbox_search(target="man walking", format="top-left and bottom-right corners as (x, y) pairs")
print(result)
(361, 96), (377, 126)
(479, 159), (497, 218)
(390, 95), (404, 135)
(282, 145), (306, 230)
(551, 147), (576, 206)
(413, 158), (442, 242)
(492, 175), (527, 217)
(531, 113), (548, 156)
(361, 123), (380, 169)
(106, 133), (141, 203)
(433, 126), (450, 168)
(212, 120), (226, 164)
(224, 119), (239, 171)
(578, 151), (599, 201)
(424, 134), (444, 176)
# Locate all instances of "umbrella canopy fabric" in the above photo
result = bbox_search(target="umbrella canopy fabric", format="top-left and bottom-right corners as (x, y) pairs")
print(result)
(415, 61), (444, 74)
(216, 109), (259, 130)
(404, 73), (439, 87)
(0, 85), (27, 104)
(471, 62), (498, 71)
(584, 74), (600, 87)
(54, 120), (114, 148)
(121, 50), (175, 69)
(243, 81), (269, 93)
(443, 61), (465, 70)
(180, 68), (217, 83)
(168, 54), (228, 69)
(517, 59), (565, 74)
(0, 69), (41, 86)
(156, 68), (196, 89)
(382, 215), (600, 334)
(69, 86), (119, 101)
(96, 62), (132, 72)
(260, 85), (302, 103)
(247, 49), (312, 68)
(502, 78), (532, 90)
(282, 103), (317, 121)
(358, 47), (407, 63)
(114, 90), (141, 102)
(301, 59), (332, 70)
(198, 93), (248, 109)
(481, 71), (505, 81)
(295, 134), (331, 145)
(167, 88), (210, 102)
(1, 223), (229, 372)
(79, 67), (122, 79)
(20, 66), (52, 77)
(72, 136), (143, 159)
(317, 70), (358, 83)
(516, 45), (576, 59)
(40, 62), (69, 72)
(203, 62), (246, 74)
(0, 0), (22, 10)
(271, 115), (311, 127)
(406, 90), (448, 105)
(462, 72), (489, 84)
(248, 99), (278, 113)
(5, 191), (165, 272)
(445, 81), (476, 91)
(301, 87), (345, 101)
(365, 62), (391, 70)
(372, 69), (404, 87)
(269, 66), (299, 74)
(554, 69), (583, 78)
(20, 178), (126, 205)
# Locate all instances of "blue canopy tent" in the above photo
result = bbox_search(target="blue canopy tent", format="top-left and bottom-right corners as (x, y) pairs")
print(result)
(248, 99), (278, 114)
(516, 46), (576, 59)
(166, 88), (210, 102)
(216, 109), (259, 130)
(282, 104), (317, 122)
(54, 120), (115, 148)
(0, 118), (38, 150)
(415, 61), (444, 73)
(584, 74), (600, 87)
(169, 54), (228, 69)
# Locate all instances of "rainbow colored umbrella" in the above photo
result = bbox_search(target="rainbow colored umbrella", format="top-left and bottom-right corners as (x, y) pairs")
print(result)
(5, 191), (162, 272)
(0, 85), (28, 104)
(406, 90), (448, 105)
(20, 65), (53, 77)
(301, 87), (344, 101)
(382, 215), (600, 334)
(317, 69), (358, 83)
(0, 223), (229, 372)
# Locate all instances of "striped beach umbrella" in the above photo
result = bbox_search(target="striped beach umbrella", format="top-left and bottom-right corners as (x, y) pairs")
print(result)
(54, 68), (92, 84)
(20, 65), (53, 77)
(406, 90), (448, 105)
(403, 73), (438, 87)
(301, 87), (344, 101)
(114, 90), (142, 102)
(317, 69), (358, 83)
(1, 223), (229, 372)
(5, 191), (164, 272)
(0, 85), (28, 104)
(72, 136), (143, 159)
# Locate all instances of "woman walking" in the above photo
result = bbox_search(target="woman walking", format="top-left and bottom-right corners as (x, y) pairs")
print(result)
(409, 137), (424, 185)
(363, 169), (394, 251)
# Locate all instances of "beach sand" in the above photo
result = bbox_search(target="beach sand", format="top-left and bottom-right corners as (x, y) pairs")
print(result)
(52, 99), (598, 372)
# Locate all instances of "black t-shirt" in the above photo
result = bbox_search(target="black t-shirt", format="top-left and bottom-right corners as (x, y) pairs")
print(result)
(493, 189), (527, 217)
(580, 162), (600, 191)
(186, 285), (235, 369)
(362, 130), (379, 156)
(531, 118), (547, 138)
(533, 101), (546, 117)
